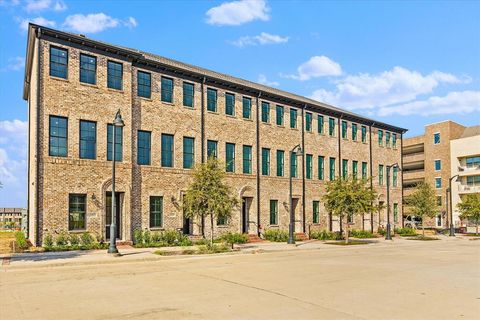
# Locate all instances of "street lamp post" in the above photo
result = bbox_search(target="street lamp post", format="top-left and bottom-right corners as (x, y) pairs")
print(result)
(448, 174), (459, 237)
(386, 163), (400, 240)
(288, 144), (302, 244)
(108, 110), (125, 254)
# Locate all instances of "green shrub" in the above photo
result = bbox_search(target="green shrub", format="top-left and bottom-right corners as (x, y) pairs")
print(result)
(198, 243), (231, 254)
(56, 233), (69, 246)
(80, 232), (94, 247)
(133, 229), (143, 245)
(43, 234), (54, 248)
(350, 230), (376, 239)
(310, 230), (342, 240)
(194, 238), (208, 245)
(69, 234), (80, 246)
(14, 231), (28, 250)
(394, 227), (417, 236)
(151, 231), (162, 243)
(179, 237), (193, 246)
(221, 232), (248, 245)
(264, 229), (289, 242)
(143, 230), (152, 245)
(377, 227), (387, 236)
(162, 230), (179, 245)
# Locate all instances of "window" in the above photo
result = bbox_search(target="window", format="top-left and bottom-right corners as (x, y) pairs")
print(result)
(318, 156), (325, 180)
(107, 61), (122, 90)
(305, 112), (312, 132)
(276, 150), (284, 177)
(362, 162), (368, 180)
(262, 148), (270, 176)
(137, 71), (151, 98)
(379, 165), (384, 185)
(243, 145), (252, 174)
(329, 118), (335, 136)
(225, 143), (235, 173)
(313, 201), (320, 224)
(242, 97), (252, 119)
(306, 154), (313, 179)
(276, 105), (284, 126)
(225, 93), (235, 116)
(217, 216), (227, 226)
(385, 132), (391, 147)
(161, 134), (174, 167)
(342, 121), (348, 139)
(107, 124), (123, 161)
(378, 130), (384, 146)
(183, 137), (195, 169)
(290, 108), (297, 129)
(183, 82), (194, 108)
(137, 131), (151, 165)
(352, 161), (358, 180)
(393, 203), (398, 223)
(352, 123), (358, 141)
(69, 194), (86, 230)
(79, 120), (96, 159)
(49, 46), (68, 79)
(318, 115), (324, 134)
(466, 156), (480, 168)
(437, 196), (442, 206)
(150, 196), (163, 228)
(80, 54), (96, 85)
(392, 133), (397, 148)
(161, 77), (174, 103)
(49, 116), (67, 157)
(434, 132), (440, 144)
(361, 126), (367, 143)
(435, 177), (442, 188)
(436, 214), (442, 227)
(434, 160), (441, 171)
(329, 157), (336, 180)
(467, 176), (480, 186)
(207, 140), (218, 159)
(261, 102), (270, 123)
(393, 166), (398, 187)
(342, 159), (348, 179)
(291, 152), (298, 178)
(270, 200), (278, 225)
(207, 88), (217, 112)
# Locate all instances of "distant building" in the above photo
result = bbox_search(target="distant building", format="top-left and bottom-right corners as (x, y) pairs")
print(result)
(0, 208), (26, 231)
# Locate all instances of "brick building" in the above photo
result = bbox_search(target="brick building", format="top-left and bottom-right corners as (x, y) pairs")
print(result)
(23, 24), (405, 245)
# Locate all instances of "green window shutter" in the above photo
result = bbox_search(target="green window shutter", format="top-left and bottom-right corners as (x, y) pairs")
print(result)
(242, 97), (251, 119)
(183, 137), (194, 169)
(276, 105), (284, 126)
(318, 115), (324, 134)
(352, 161), (358, 179)
(329, 118), (335, 136)
(318, 156), (324, 180)
(270, 200), (278, 225)
(378, 130), (383, 146)
(329, 157), (336, 181)
(290, 109), (297, 128)
(305, 112), (312, 132)
(161, 134), (174, 167)
(352, 123), (357, 141)
(161, 77), (174, 103)
(207, 88), (217, 112)
(393, 167), (398, 186)
(342, 121), (348, 139)
(225, 93), (235, 116)
(342, 159), (348, 179)
(291, 152), (298, 178)
(207, 140), (218, 159)
(313, 201), (319, 224)
(262, 148), (270, 176)
(261, 102), (270, 123)
(392, 133), (397, 148)
(150, 196), (163, 228)
(226, 143), (235, 172)
(183, 82), (194, 107)
(306, 154), (313, 179)
(385, 132), (391, 147)
(243, 145), (252, 174)
(361, 126), (367, 143)
(276, 150), (285, 177)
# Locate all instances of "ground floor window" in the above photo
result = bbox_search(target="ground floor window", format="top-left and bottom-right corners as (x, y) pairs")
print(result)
(270, 200), (278, 225)
(393, 203), (398, 223)
(436, 213), (442, 227)
(313, 201), (319, 224)
(69, 194), (86, 230)
(217, 216), (227, 226)
(150, 196), (163, 228)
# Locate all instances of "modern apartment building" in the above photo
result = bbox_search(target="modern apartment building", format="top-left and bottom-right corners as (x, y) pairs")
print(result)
(23, 24), (405, 245)
(402, 120), (478, 228)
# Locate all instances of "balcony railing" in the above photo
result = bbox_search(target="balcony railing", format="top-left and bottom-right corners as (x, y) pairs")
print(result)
(457, 165), (480, 176)
(458, 185), (480, 193)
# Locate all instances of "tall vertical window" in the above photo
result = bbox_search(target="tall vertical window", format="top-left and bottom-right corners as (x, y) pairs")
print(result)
(49, 46), (68, 79)
(150, 196), (163, 228)
(49, 116), (68, 157)
(107, 61), (122, 90)
(207, 140), (218, 159)
(434, 160), (441, 171)
(226, 143), (235, 172)
(306, 154), (313, 179)
(329, 157), (336, 180)
(434, 132), (440, 144)
(270, 200), (278, 225)
(107, 124), (123, 161)
(392, 133), (397, 148)
(79, 120), (95, 159)
(313, 201), (320, 224)
(393, 203), (398, 223)
(161, 77), (174, 103)
(183, 137), (194, 169)
(276, 150), (285, 177)
(262, 148), (270, 176)
(361, 125), (367, 143)
(393, 166), (398, 187)
(261, 102), (270, 123)
(342, 159), (348, 179)
(318, 156), (324, 180)
(341, 121), (348, 139)
(290, 108), (297, 128)
(69, 194), (86, 230)
(80, 54), (96, 85)
(305, 112), (312, 132)
(362, 162), (368, 179)
(137, 131), (151, 165)
(276, 105), (284, 126)
(242, 97), (251, 119)
(207, 88), (217, 112)
(435, 177), (442, 188)
(385, 132), (391, 147)
(378, 130), (384, 146)
(291, 152), (298, 178)
(352, 160), (358, 179)
(183, 82), (194, 108)
(318, 115), (324, 134)
(378, 165), (384, 185)
(329, 118), (335, 136)
(225, 93), (235, 116)
(243, 145), (252, 174)
(352, 123), (358, 141)
(161, 134), (174, 167)
(137, 71), (151, 98)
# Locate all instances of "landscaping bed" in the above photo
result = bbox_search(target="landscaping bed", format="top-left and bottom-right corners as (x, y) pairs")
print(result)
(324, 240), (372, 246)
(406, 235), (440, 241)
(154, 243), (233, 256)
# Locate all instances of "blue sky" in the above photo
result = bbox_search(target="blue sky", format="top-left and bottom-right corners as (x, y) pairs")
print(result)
(0, 0), (479, 207)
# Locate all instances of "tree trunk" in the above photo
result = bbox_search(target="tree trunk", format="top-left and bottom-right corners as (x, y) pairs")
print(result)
(476, 224), (478, 236)
(422, 222), (425, 237)
(345, 215), (350, 244)
(210, 214), (214, 247)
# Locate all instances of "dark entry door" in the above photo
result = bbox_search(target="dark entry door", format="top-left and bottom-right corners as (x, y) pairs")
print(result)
(242, 197), (249, 234)
(106, 192), (121, 240)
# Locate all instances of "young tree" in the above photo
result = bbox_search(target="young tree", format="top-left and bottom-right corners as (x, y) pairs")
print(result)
(405, 182), (438, 236)
(183, 157), (238, 246)
(458, 194), (480, 235)
(323, 177), (376, 244)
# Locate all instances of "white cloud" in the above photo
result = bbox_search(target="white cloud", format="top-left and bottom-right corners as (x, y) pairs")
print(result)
(257, 74), (279, 87)
(284, 56), (342, 81)
(0, 0), (20, 7)
(25, 0), (66, 12)
(206, 0), (269, 26)
(378, 91), (480, 117)
(125, 16), (137, 28)
(62, 13), (138, 34)
(19, 16), (56, 31)
(311, 66), (468, 110)
(231, 32), (288, 47)
(1, 57), (25, 71)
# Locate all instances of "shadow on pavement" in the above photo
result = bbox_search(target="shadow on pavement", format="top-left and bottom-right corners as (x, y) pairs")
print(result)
(9, 250), (90, 263)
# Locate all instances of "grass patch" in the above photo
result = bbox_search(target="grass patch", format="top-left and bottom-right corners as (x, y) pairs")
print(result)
(154, 243), (232, 256)
(0, 231), (15, 254)
(324, 240), (371, 246)
(394, 227), (418, 237)
(350, 230), (377, 239)
(462, 233), (480, 237)
(406, 235), (439, 241)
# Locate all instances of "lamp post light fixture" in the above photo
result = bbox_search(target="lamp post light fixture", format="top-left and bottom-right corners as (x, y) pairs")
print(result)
(108, 109), (125, 254)
(447, 174), (459, 237)
(288, 144), (302, 244)
(385, 163), (401, 240)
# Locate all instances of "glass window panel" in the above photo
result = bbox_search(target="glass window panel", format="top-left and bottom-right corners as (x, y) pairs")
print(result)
(137, 71), (151, 98)
(207, 88), (217, 112)
(183, 82), (194, 107)
(80, 54), (96, 85)
(306, 112), (312, 132)
(261, 102), (270, 123)
(183, 137), (195, 169)
(243, 145), (252, 174)
(49, 47), (68, 79)
(207, 140), (218, 159)
(107, 124), (123, 161)
(137, 130), (151, 165)
(225, 93), (235, 116)
(161, 134), (174, 167)
(276, 105), (284, 126)
(276, 150), (284, 177)
(107, 61), (123, 90)
(226, 143), (235, 172)
(262, 148), (270, 176)
(242, 97), (251, 119)
(49, 116), (68, 157)
(290, 109), (297, 128)
(161, 77), (174, 103)
(69, 194), (86, 230)
(80, 120), (96, 159)
(150, 196), (163, 228)
(270, 200), (278, 225)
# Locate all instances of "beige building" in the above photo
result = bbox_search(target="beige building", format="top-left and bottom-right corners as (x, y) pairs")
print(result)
(0, 208), (26, 231)
(23, 24), (405, 246)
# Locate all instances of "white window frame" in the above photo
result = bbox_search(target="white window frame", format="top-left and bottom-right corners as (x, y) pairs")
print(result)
(435, 177), (442, 189)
